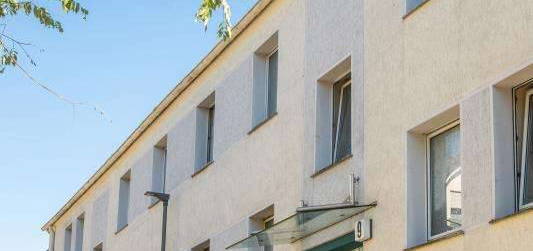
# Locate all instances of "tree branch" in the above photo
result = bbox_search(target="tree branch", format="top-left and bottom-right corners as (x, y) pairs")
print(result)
(0, 33), (31, 45)
(14, 61), (112, 123)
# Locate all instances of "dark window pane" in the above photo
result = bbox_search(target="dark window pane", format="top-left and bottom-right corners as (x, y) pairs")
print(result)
(336, 84), (351, 161)
(267, 50), (278, 116)
(332, 79), (352, 162)
(207, 106), (215, 163)
(429, 125), (462, 237)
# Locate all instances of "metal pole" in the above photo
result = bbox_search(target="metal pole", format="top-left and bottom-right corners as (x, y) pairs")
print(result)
(161, 200), (168, 251)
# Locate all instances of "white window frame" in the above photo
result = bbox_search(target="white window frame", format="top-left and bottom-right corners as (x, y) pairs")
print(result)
(265, 48), (278, 117)
(519, 89), (533, 209)
(331, 74), (352, 163)
(426, 120), (461, 240)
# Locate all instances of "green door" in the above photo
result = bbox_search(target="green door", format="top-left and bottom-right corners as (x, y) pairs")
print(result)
(307, 232), (363, 251)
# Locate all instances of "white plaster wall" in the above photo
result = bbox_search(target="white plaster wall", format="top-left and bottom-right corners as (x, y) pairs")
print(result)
(213, 57), (253, 156)
(365, 0), (533, 250)
(460, 89), (493, 230)
(302, 0), (363, 208)
(90, 191), (109, 248)
(166, 111), (197, 191)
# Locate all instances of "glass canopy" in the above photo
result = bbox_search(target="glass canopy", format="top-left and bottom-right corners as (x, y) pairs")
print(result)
(226, 203), (376, 249)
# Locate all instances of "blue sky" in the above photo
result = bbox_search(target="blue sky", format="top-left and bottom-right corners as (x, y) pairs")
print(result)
(0, 1), (256, 250)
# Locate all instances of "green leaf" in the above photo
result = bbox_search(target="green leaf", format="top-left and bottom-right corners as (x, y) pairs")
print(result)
(0, 0), (89, 73)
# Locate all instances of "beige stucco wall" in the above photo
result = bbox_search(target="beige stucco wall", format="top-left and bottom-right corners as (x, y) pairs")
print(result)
(47, 0), (533, 251)
(365, 0), (533, 250)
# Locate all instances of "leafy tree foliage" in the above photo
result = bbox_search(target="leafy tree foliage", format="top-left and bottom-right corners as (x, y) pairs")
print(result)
(195, 0), (233, 41)
(0, 0), (88, 73)
(0, 0), (233, 74)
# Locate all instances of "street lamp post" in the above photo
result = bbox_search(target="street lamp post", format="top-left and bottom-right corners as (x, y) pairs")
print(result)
(145, 191), (170, 251)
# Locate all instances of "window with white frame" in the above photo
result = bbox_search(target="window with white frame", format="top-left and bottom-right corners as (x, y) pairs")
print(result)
(151, 137), (167, 205)
(427, 121), (462, 238)
(195, 93), (215, 171)
(64, 224), (72, 251)
(74, 214), (84, 251)
(332, 75), (352, 163)
(518, 88), (533, 208)
(315, 56), (352, 171)
(117, 170), (131, 231)
(252, 32), (279, 129)
(492, 77), (533, 219)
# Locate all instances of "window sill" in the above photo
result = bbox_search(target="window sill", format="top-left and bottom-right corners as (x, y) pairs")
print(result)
(404, 230), (464, 251)
(489, 206), (533, 224)
(115, 224), (128, 235)
(191, 161), (214, 178)
(311, 154), (353, 178)
(403, 0), (432, 19)
(248, 112), (278, 135)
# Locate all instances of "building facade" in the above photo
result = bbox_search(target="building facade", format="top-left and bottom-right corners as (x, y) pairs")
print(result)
(43, 0), (533, 250)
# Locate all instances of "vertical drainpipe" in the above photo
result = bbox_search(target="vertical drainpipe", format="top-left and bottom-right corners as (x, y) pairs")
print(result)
(48, 226), (55, 251)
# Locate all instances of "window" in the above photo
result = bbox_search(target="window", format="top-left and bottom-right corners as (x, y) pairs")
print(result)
(207, 106), (215, 163)
(406, 105), (460, 247)
(248, 205), (274, 251)
(492, 77), (533, 219)
(74, 214), (84, 251)
(151, 137), (167, 205)
(191, 240), (210, 251)
(510, 79), (533, 214)
(519, 89), (533, 208)
(266, 50), (278, 118)
(117, 170), (131, 231)
(263, 216), (274, 251)
(252, 32), (279, 128)
(64, 225), (72, 251)
(195, 93), (215, 171)
(315, 56), (352, 171)
(406, 0), (427, 14)
(332, 76), (351, 163)
(427, 122), (462, 238)
(93, 243), (103, 251)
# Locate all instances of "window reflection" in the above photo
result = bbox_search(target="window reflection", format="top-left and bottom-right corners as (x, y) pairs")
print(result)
(429, 124), (462, 237)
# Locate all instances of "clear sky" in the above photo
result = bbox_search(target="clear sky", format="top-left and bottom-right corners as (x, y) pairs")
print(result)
(0, 1), (257, 250)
